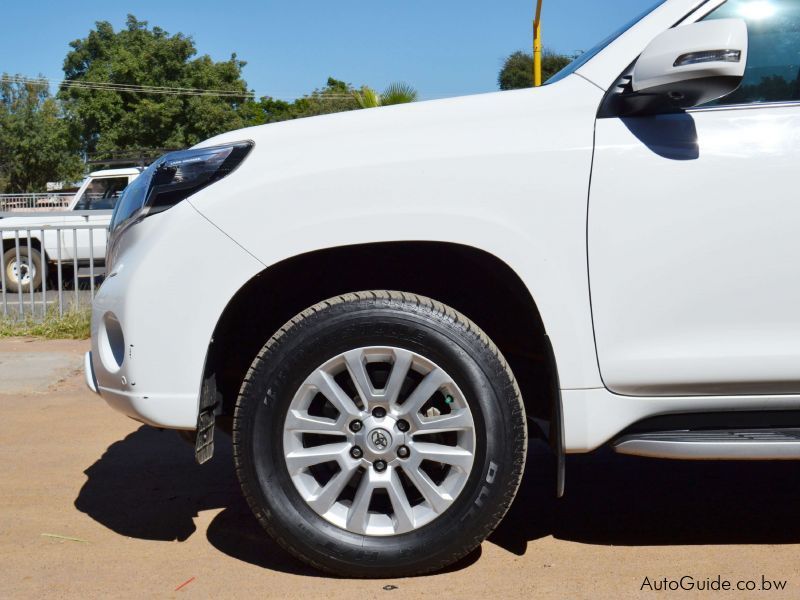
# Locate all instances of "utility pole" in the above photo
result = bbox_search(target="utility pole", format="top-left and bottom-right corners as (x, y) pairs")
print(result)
(533, 0), (543, 86)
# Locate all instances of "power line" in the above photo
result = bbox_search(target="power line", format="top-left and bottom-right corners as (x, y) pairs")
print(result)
(3, 74), (455, 102)
(2, 75), (369, 100)
(0, 75), (368, 99)
(2, 75), (255, 99)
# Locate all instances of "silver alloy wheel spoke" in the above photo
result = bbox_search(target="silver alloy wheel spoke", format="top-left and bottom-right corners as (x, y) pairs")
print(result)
(307, 370), (361, 418)
(307, 463), (359, 514)
(347, 473), (376, 533)
(285, 410), (340, 434)
(411, 442), (474, 471)
(387, 468), (416, 532)
(401, 461), (453, 514)
(413, 408), (473, 434)
(284, 346), (476, 536)
(285, 441), (350, 473)
(383, 350), (413, 408)
(400, 367), (450, 417)
(344, 349), (375, 409)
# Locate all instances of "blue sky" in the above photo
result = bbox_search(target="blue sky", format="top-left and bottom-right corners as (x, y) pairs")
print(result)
(1, 0), (660, 100)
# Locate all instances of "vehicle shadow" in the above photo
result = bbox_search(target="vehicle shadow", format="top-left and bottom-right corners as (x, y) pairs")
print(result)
(75, 426), (800, 575)
(490, 440), (800, 555)
(620, 112), (699, 161)
(75, 426), (321, 576)
(74, 425), (478, 577)
(74, 426), (237, 543)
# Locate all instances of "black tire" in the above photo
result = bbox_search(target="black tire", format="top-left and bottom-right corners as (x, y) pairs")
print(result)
(233, 291), (527, 577)
(3, 246), (44, 293)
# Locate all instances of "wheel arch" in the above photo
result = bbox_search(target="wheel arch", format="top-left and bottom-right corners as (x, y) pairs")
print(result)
(202, 241), (560, 443)
(2, 235), (44, 254)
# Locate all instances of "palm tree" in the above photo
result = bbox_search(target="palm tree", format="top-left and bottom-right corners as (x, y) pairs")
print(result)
(353, 86), (382, 108)
(353, 82), (418, 108)
(380, 82), (418, 105)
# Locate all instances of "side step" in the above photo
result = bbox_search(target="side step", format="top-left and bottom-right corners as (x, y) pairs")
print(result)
(613, 428), (800, 460)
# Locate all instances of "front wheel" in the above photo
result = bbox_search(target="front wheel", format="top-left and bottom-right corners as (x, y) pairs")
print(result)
(233, 291), (527, 577)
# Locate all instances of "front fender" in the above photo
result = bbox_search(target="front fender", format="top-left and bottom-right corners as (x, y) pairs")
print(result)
(190, 75), (604, 389)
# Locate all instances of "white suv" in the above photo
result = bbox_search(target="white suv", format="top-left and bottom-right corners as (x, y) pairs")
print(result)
(86, 0), (800, 577)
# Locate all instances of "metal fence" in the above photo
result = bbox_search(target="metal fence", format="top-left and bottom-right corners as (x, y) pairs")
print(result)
(0, 193), (74, 212)
(0, 220), (109, 320)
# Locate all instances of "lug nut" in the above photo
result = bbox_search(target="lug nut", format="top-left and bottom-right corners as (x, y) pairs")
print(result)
(397, 445), (410, 459)
(350, 446), (363, 459)
(349, 420), (363, 432)
(372, 406), (387, 419)
(373, 460), (387, 472)
(396, 419), (409, 432)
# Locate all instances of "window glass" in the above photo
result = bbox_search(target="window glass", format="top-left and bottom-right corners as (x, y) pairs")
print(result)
(78, 177), (130, 210)
(702, 0), (800, 105)
(547, 0), (669, 85)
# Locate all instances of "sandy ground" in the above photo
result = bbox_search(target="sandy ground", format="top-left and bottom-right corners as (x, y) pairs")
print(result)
(2, 338), (800, 599)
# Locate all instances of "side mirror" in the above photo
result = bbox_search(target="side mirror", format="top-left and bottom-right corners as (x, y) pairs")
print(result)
(626, 19), (748, 115)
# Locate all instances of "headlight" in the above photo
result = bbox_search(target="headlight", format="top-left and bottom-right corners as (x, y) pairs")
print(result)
(106, 141), (253, 268)
(109, 141), (253, 235)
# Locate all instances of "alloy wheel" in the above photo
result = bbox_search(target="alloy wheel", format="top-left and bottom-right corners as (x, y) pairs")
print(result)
(282, 346), (476, 536)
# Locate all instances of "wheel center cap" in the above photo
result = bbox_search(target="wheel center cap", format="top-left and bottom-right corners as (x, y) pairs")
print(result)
(367, 428), (392, 453)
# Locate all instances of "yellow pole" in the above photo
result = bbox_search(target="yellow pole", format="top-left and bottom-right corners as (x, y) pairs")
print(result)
(533, 0), (543, 86)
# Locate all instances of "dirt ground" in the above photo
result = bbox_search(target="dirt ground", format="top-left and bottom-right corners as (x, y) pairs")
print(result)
(2, 338), (800, 599)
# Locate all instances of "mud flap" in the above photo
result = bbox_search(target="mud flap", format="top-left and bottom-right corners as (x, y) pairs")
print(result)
(553, 387), (566, 498)
(194, 374), (220, 464)
(544, 335), (566, 498)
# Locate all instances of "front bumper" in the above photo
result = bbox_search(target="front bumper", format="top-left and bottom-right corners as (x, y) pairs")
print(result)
(87, 346), (199, 428)
(89, 202), (263, 429)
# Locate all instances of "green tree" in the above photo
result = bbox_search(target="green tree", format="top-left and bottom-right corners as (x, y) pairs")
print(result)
(241, 77), (419, 125)
(0, 76), (83, 192)
(353, 82), (418, 108)
(498, 50), (574, 90)
(248, 77), (361, 124)
(59, 15), (251, 157)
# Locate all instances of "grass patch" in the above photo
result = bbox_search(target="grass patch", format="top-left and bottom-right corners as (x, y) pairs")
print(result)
(0, 306), (91, 339)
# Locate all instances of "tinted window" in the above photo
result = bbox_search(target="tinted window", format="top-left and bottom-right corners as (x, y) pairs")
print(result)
(703, 0), (800, 105)
(77, 177), (130, 210)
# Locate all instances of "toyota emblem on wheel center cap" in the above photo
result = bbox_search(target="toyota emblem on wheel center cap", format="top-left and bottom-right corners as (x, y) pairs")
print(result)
(368, 428), (392, 452)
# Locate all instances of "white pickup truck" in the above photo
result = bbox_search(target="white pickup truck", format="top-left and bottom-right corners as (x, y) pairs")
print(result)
(1, 168), (140, 292)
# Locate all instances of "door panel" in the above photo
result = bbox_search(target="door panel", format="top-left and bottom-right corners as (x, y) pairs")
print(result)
(589, 105), (800, 396)
(60, 216), (88, 261)
(60, 215), (108, 262)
